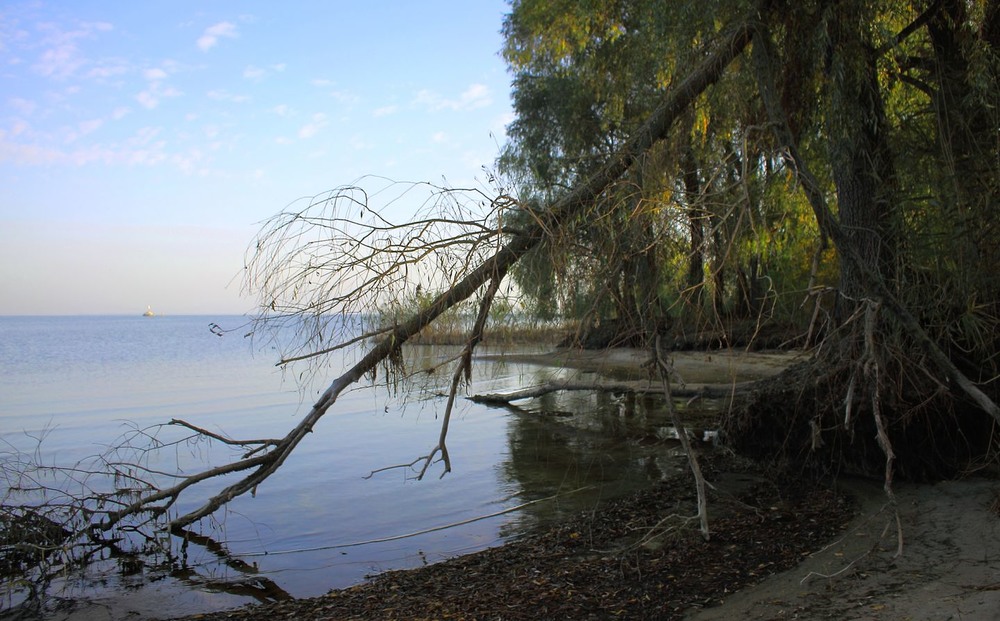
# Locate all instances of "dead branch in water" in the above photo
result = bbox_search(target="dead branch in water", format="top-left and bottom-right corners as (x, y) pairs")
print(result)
(469, 378), (749, 405)
(654, 335), (711, 541)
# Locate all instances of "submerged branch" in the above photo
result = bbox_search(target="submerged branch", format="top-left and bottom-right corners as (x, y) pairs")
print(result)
(167, 419), (282, 450)
(469, 379), (748, 405)
(416, 271), (507, 480)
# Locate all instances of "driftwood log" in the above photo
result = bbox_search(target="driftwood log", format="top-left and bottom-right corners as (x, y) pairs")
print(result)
(469, 379), (750, 405)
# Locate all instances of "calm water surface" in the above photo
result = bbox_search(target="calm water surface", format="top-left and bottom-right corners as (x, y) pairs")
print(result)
(0, 315), (686, 619)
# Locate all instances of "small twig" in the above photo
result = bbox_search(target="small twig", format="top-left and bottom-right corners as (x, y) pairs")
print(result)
(167, 419), (281, 450)
(275, 326), (394, 366)
(363, 456), (426, 479)
(632, 512), (703, 550)
(655, 334), (710, 541)
(799, 500), (901, 584)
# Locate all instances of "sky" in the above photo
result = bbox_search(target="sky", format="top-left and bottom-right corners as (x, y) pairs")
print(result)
(0, 1), (514, 315)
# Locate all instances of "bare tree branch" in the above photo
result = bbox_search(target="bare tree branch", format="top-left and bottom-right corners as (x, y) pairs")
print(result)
(654, 335), (710, 541)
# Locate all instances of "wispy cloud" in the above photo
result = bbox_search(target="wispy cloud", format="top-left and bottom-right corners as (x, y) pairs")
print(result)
(298, 113), (328, 139)
(9, 97), (37, 116)
(414, 84), (491, 112)
(136, 65), (181, 109)
(78, 118), (103, 136)
(243, 63), (285, 80)
(86, 59), (129, 80)
(0, 123), (167, 167)
(243, 65), (265, 80)
(135, 91), (157, 109)
(373, 105), (398, 118)
(329, 90), (359, 105)
(310, 79), (361, 105)
(0, 136), (74, 165)
(458, 84), (491, 109)
(207, 89), (250, 103)
(0, 107), (220, 173)
(62, 118), (104, 144)
(130, 126), (163, 145)
(32, 21), (114, 79)
(197, 22), (237, 52)
(136, 83), (181, 110)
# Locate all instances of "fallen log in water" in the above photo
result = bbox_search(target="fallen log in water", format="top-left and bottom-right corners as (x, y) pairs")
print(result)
(468, 379), (753, 405)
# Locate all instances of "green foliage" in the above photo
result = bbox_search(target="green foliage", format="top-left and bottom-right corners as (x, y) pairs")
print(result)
(499, 0), (1000, 359)
(501, 0), (768, 330)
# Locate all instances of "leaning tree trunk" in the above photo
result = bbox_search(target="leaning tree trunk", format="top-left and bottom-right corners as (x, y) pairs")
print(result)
(96, 16), (758, 534)
(826, 0), (898, 317)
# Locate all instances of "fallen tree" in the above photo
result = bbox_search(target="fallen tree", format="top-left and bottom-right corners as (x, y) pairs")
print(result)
(469, 378), (746, 405)
(0, 10), (759, 575)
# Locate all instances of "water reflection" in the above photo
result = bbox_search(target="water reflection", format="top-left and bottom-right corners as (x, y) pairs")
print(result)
(171, 528), (292, 603)
(488, 373), (694, 538)
(2, 327), (717, 620)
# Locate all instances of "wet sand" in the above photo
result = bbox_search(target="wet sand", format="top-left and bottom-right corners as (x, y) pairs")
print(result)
(687, 476), (1000, 620)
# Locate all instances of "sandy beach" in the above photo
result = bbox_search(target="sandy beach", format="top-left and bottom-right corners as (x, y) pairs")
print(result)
(688, 476), (1000, 620)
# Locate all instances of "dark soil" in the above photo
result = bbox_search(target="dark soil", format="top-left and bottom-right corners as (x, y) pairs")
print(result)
(174, 456), (854, 621)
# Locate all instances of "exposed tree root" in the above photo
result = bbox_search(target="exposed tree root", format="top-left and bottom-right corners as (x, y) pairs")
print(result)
(722, 329), (998, 482)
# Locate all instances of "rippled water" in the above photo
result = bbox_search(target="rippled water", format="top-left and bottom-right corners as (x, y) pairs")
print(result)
(1, 315), (689, 619)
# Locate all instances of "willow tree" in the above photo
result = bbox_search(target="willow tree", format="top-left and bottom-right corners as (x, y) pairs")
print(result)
(501, 0), (999, 479)
(499, 0), (703, 336)
(499, 0), (825, 340)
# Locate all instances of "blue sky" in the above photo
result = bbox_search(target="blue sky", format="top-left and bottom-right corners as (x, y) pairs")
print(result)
(0, 1), (513, 315)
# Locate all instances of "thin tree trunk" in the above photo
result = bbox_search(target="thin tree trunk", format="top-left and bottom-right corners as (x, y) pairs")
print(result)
(682, 142), (705, 298)
(825, 0), (898, 312)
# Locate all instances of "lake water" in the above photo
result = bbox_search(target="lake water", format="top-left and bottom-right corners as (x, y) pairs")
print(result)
(0, 315), (686, 619)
